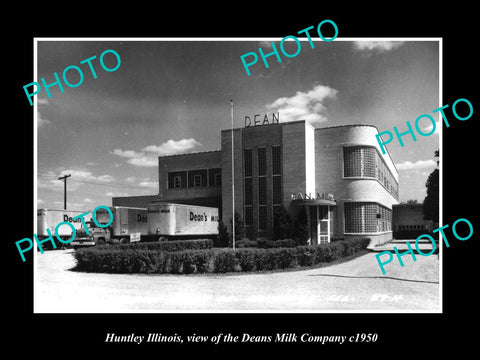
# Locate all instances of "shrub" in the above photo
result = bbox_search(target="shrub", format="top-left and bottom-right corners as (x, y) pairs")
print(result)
(73, 237), (371, 274)
(94, 239), (213, 252)
(291, 207), (309, 246)
(236, 248), (257, 271)
(213, 249), (236, 273)
(236, 239), (258, 248)
(215, 221), (230, 248)
(272, 206), (292, 240)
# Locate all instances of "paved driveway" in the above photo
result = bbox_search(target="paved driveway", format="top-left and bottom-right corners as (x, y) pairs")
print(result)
(34, 247), (440, 313)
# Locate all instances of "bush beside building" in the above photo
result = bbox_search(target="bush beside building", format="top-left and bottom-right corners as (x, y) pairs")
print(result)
(73, 237), (370, 274)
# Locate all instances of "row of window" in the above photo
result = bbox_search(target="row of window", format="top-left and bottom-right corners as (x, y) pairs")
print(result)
(343, 146), (399, 199)
(244, 146), (282, 231)
(168, 168), (221, 189)
(344, 202), (392, 234)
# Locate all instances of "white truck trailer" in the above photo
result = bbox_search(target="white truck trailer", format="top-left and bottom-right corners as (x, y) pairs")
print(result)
(37, 208), (96, 248)
(94, 206), (148, 243)
(147, 203), (219, 238)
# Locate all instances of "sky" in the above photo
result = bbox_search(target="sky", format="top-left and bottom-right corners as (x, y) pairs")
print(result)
(35, 38), (440, 211)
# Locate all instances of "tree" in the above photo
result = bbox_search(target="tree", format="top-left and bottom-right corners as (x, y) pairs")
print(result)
(423, 150), (439, 224)
(406, 199), (418, 204)
(272, 206), (292, 240)
(291, 206), (309, 246)
(229, 211), (244, 245)
(215, 220), (230, 248)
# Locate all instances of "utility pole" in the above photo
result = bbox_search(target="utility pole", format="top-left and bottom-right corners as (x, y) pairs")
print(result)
(58, 174), (71, 210)
(230, 99), (235, 251)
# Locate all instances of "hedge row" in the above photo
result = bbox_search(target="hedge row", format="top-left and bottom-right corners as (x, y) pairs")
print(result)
(236, 239), (297, 248)
(74, 237), (370, 274)
(95, 239), (213, 252)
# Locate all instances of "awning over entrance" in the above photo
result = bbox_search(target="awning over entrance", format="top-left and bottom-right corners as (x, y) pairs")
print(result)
(291, 199), (336, 206)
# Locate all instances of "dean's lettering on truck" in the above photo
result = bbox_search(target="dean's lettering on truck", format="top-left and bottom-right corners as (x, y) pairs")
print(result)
(190, 211), (219, 222)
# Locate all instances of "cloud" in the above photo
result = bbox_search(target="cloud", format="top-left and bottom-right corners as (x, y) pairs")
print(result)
(112, 138), (202, 167)
(266, 84), (337, 126)
(419, 118), (440, 136)
(37, 169), (115, 190)
(353, 41), (404, 52)
(396, 159), (436, 171)
(127, 157), (158, 167)
(143, 138), (202, 155)
(138, 180), (158, 189)
(111, 149), (144, 159)
(37, 111), (51, 128)
(37, 98), (49, 105)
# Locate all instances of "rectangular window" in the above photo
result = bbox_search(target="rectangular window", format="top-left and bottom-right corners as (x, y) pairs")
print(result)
(259, 206), (267, 230)
(344, 146), (399, 200)
(193, 174), (202, 187)
(258, 176), (267, 205)
(364, 203), (379, 232)
(363, 147), (377, 177)
(244, 178), (253, 206)
(174, 176), (182, 189)
(272, 176), (282, 205)
(188, 169), (207, 188)
(244, 148), (253, 229)
(344, 202), (364, 233)
(168, 171), (187, 189)
(208, 168), (222, 187)
(343, 146), (363, 177)
(244, 149), (252, 177)
(258, 147), (266, 176)
(214, 173), (221, 186)
(245, 206), (253, 226)
(344, 202), (392, 234)
(272, 146), (281, 175)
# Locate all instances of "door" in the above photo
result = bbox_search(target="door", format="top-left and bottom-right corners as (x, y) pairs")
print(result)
(317, 206), (330, 244)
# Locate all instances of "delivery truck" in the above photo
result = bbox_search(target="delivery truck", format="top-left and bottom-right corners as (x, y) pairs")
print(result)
(147, 203), (219, 239)
(37, 208), (92, 249)
(94, 206), (148, 243)
(70, 219), (111, 248)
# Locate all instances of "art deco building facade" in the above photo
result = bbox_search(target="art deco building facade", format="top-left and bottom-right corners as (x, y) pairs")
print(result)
(113, 121), (399, 246)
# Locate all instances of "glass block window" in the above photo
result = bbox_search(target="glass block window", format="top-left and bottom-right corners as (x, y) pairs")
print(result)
(364, 203), (379, 232)
(343, 147), (363, 177)
(363, 147), (377, 177)
(344, 202), (392, 234)
(344, 202), (364, 233)
(344, 145), (399, 200)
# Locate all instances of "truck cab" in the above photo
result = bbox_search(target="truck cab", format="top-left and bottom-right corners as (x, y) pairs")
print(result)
(71, 221), (111, 249)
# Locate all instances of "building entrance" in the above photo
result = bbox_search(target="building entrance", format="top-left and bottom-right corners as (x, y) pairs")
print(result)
(309, 205), (331, 245)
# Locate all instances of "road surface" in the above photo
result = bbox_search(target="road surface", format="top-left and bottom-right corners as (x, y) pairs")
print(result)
(34, 246), (440, 313)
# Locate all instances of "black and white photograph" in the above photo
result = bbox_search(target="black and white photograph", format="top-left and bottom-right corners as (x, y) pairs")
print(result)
(33, 38), (441, 313)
